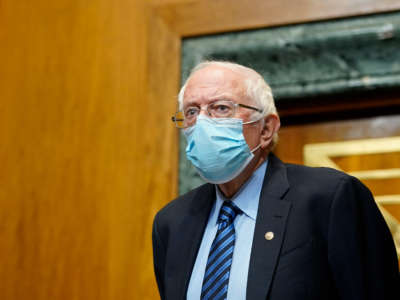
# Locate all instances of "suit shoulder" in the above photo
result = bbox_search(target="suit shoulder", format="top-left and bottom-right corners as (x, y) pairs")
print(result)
(285, 162), (350, 183)
(154, 183), (213, 225)
(282, 162), (370, 196)
(283, 162), (373, 201)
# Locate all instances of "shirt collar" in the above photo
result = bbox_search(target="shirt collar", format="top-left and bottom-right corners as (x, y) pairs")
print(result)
(214, 160), (268, 223)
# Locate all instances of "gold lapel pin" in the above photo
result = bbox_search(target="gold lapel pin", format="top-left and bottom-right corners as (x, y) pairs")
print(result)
(264, 231), (274, 240)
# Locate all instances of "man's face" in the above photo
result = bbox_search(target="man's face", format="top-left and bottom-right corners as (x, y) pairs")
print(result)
(183, 65), (263, 150)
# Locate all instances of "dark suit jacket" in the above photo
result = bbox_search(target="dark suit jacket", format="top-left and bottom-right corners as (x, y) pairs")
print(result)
(152, 154), (399, 300)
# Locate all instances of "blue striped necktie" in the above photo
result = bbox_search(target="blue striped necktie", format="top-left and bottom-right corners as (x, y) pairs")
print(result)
(201, 201), (241, 300)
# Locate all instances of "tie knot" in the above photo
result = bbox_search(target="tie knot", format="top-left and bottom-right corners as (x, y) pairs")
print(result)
(218, 201), (241, 225)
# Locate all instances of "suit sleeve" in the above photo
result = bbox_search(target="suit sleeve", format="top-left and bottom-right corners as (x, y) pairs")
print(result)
(327, 176), (399, 299)
(152, 213), (167, 300)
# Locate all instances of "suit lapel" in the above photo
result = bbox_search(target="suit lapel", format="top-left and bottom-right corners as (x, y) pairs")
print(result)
(169, 184), (215, 300)
(247, 154), (292, 300)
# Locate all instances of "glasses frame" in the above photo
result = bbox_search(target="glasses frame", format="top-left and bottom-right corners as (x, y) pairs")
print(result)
(171, 100), (263, 128)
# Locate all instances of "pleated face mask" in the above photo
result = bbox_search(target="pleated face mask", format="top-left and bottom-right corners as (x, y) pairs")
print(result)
(183, 114), (260, 184)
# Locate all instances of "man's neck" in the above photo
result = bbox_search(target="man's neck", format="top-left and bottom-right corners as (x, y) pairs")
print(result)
(218, 154), (266, 198)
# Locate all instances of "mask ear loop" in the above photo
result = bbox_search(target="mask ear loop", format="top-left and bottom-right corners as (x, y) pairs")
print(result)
(247, 114), (266, 153)
(250, 144), (261, 153)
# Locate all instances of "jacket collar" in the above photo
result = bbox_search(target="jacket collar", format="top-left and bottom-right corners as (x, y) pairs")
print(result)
(246, 153), (292, 299)
(167, 184), (215, 300)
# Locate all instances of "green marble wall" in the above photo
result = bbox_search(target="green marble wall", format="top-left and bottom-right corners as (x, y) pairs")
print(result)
(179, 12), (400, 195)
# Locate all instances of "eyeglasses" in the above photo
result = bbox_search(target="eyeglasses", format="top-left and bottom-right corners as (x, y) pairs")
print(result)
(171, 99), (263, 128)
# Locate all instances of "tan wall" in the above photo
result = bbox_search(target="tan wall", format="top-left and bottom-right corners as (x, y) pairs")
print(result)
(0, 0), (178, 299)
(1, 0), (399, 299)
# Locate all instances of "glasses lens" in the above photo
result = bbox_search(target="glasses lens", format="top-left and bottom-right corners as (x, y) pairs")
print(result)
(208, 100), (235, 118)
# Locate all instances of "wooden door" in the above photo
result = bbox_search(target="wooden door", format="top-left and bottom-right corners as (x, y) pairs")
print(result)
(275, 114), (400, 263)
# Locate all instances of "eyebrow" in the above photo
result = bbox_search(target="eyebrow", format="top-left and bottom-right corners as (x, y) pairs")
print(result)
(184, 94), (236, 105)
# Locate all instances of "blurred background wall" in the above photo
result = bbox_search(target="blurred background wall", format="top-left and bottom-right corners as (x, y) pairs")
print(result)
(0, 1), (399, 300)
(0, 0), (178, 299)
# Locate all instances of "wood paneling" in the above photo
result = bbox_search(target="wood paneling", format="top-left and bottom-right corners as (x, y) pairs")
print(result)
(0, 1), (112, 298)
(276, 115), (400, 165)
(332, 152), (400, 172)
(0, 0), (179, 299)
(109, 5), (180, 300)
(153, 0), (400, 37)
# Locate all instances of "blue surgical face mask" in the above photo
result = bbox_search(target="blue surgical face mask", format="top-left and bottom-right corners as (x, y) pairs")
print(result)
(183, 114), (261, 184)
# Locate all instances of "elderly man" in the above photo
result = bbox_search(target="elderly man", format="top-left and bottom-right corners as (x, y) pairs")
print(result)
(152, 61), (399, 300)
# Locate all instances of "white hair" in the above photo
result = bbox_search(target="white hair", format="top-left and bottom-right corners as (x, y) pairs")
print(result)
(177, 61), (279, 149)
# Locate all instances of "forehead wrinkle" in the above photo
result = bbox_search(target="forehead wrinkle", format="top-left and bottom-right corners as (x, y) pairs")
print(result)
(183, 67), (247, 105)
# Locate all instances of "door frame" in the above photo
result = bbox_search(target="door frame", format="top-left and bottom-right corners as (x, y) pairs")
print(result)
(147, 0), (400, 197)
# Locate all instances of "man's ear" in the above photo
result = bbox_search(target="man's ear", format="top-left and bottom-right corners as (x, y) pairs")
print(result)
(260, 114), (280, 150)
